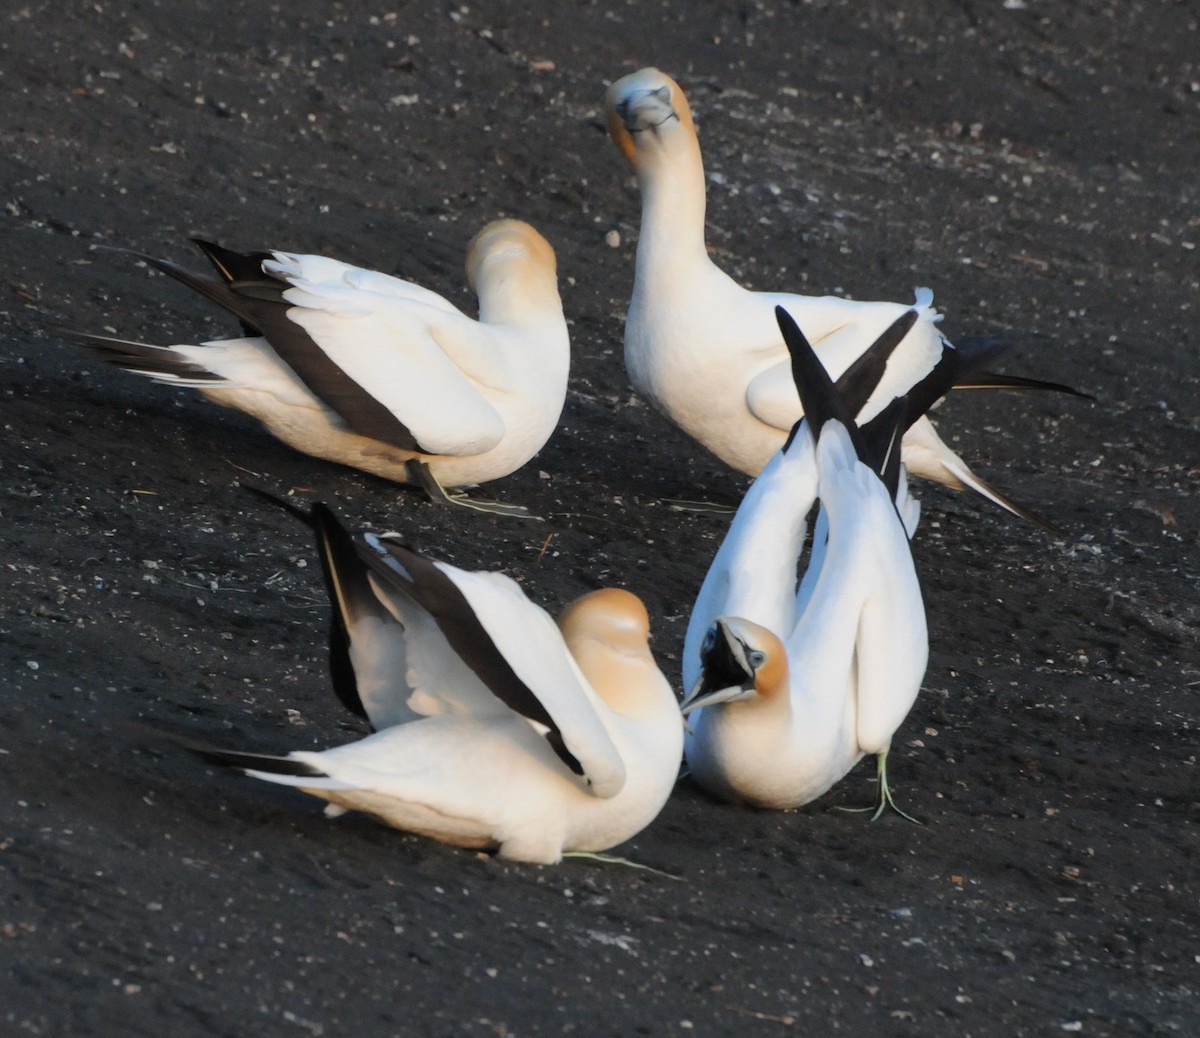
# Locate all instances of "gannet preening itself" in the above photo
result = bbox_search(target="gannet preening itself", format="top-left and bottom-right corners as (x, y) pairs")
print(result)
(63, 220), (570, 516)
(186, 500), (684, 864)
(605, 67), (1078, 528)
(680, 308), (928, 817)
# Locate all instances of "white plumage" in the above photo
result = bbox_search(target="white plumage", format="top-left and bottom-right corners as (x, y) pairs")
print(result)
(66, 220), (570, 513)
(680, 310), (928, 816)
(606, 67), (1050, 523)
(190, 502), (683, 864)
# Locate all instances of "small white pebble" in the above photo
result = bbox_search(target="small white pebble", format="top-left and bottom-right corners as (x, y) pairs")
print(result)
(605, 229), (621, 248)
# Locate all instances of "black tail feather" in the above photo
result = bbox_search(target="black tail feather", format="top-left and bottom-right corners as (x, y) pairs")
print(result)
(173, 733), (328, 778)
(53, 328), (223, 381)
(952, 471), (1066, 535)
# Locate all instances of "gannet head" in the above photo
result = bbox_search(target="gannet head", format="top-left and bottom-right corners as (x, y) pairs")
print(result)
(559, 588), (678, 724)
(604, 67), (696, 167)
(559, 587), (651, 651)
(465, 219), (557, 294)
(680, 616), (785, 716)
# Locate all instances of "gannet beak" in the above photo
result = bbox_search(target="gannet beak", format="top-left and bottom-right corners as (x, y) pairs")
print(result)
(616, 85), (678, 134)
(680, 678), (750, 717)
(680, 672), (709, 723)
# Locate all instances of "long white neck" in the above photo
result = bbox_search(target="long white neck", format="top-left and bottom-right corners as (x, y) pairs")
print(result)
(631, 132), (711, 280)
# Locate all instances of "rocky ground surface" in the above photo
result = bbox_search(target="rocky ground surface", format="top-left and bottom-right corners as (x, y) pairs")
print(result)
(2, 1), (1197, 1035)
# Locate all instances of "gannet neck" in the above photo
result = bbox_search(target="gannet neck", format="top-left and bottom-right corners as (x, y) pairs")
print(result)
(634, 162), (709, 278)
(627, 110), (709, 283)
(558, 589), (677, 722)
(606, 68), (710, 267)
(467, 219), (563, 329)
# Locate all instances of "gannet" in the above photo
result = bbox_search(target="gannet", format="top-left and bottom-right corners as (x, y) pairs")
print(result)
(680, 307), (928, 817)
(606, 66), (1072, 526)
(64, 220), (570, 515)
(186, 501), (684, 864)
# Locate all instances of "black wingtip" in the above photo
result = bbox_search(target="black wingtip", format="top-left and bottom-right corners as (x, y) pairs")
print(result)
(858, 396), (909, 497)
(240, 483), (316, 525)
(956, 371), (1096, 401)
(239, 483), (353, 543)
(241, 488), (379, 723)
(308, 503), (377, 723)
(830, 308), (920, 419)
(355, 526), (581, 773)
(949, 335), (1011, 378)
(776, 306), (855, 440)
(190, 238), (277, 286)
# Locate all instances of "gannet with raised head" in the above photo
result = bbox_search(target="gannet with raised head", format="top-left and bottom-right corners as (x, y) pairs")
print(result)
(187, 500), (684, 864)
(680, 308), (928, 817)
(606, 66), (1074, 526)
(63, 220), (569, 515)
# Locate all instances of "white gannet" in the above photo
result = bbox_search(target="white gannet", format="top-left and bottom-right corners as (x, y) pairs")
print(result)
(680, 307), (928, 817)
(63, 220), (570, 515)
(186, 500), (684, 864)
(605, 66), (1074, 527)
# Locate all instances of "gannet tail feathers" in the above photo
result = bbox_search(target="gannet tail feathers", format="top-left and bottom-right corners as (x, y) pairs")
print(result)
(937, 454), (1064, 534)
(53, 329), (224, 385)
(177, 737), (327, 779)
(134, 245), (425, 452)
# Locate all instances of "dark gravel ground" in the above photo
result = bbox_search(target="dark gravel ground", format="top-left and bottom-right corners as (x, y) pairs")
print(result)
(3, 2), (1197, 1035)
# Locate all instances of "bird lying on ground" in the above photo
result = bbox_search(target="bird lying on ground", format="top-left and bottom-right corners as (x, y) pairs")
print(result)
(62, 220), (570, 516)
(680, 307), (929, 818)
(605, 66), (1085, 528)
(183, 498), (684, 864)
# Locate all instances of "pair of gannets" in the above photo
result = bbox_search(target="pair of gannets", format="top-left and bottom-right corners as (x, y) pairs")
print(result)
(188, 498), (683, 864)
(67, 221), (568, 515)
(605, 67), (1071, 526)
(681, 307), (929, 816)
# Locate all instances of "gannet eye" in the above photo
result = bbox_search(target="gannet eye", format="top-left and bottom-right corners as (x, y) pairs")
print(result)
(747, 649), (766, 669)
(701, 629), (717, 654)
